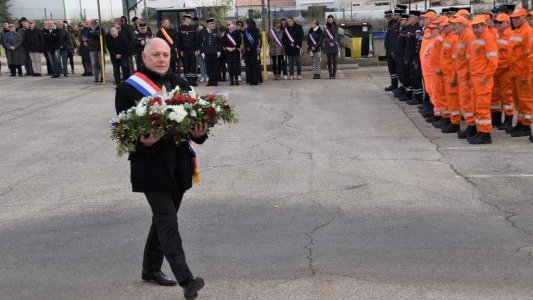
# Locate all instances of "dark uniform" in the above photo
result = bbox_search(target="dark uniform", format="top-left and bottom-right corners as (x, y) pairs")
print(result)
(384, 10), (398, 91)
(199, 19), (221, 86)
(405, 11), (423, 104)
(223, 28), (242, 85)
(178, 16), (199, 86)
(218, 29), (228, 81)
(156, 25), (179, 74)
(131, 26), (153, 70)
(393, 15), (409, 100)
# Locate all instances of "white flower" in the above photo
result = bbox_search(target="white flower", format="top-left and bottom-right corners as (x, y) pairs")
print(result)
(198, 99), (208, 106)
(215, 105), (221, 113)
(189, 110), (197, 117)
(135, 105), (147, 116)
(118, 111), (127, 120)
(170, 86), (180, 95)
(189, 88), (197, 99)
(168, 105), (187, 123)
(150, 101), (167, 113)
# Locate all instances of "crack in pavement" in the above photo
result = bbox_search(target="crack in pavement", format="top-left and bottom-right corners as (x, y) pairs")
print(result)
(387, 93), (533, 242)
(304, 207), (342, 276)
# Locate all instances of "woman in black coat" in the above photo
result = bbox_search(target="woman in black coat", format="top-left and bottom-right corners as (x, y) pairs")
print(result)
(323, 15), (339, 79)
(223, 21), (242, 86)
(307, 19), (324, 79)
(243, 19), (261, 85)
(282, 17), (304, 80)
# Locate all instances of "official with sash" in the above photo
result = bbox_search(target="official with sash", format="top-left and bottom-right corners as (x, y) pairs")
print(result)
(282, 17), (304, 80)
(156, 18), (179, 74)
(223, 21), (242, 86)
(269, 19), (285, 80)
(115, 37), (207, 300)
(243, 18), (262, 85)
(323, 15), (340, 79)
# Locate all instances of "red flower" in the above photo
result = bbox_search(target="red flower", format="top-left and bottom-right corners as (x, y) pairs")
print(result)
(150, 98), (162, 106)
(206, 106), (217, 118)
(206, 95), (216, 102)
(149, 113), (162, 126)
(164, 99), (173, 105)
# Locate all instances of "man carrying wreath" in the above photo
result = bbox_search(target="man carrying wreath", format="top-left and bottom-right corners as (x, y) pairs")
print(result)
(115, 37), (207, 300)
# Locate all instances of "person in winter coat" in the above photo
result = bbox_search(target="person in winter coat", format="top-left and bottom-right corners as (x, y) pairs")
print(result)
(22, 20), (44, 76)
(282, 17), (304, 80)
(57, 21), (72, 76)
(307, 19), (324, 79)
(132, 20), (153, 71)
(4, 24), (25, 76)
(243, 19), (261, 85)
(78, 20), (93, 76)
(323, 15), (339, 79)
(269, 19), (284, 80)
(223, 21), (242, 85)
(106, 26), (131, 85)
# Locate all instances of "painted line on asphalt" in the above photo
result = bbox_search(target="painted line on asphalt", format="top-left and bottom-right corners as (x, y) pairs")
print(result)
(442, 145), (533, 151)
(461, 174), (533, 178)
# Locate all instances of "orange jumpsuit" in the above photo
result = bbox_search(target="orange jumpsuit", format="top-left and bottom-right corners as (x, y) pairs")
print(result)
(508, 22), (533, 125)
(470, 29), (499, 133)
(529, 35), (533, 116)
(455, 28), (475, 126)
(420, 28), (433, 103)
(492, 27), (514, 116)
(432, 34), (446, 117)
(440, 32), (460, 124)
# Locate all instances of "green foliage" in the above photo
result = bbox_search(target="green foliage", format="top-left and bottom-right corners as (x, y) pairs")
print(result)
(0, 0), (10, 22)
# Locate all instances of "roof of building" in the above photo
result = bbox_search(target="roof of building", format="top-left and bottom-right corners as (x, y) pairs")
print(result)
(235, 0), (296, 7)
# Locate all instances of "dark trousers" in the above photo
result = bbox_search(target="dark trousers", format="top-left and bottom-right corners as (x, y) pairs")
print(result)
(205, 54), (219, 84)
(111, 57), (131, 85)
(170, 49), (179, 74)
(44, 50), (52, 74)
(227, 61), (240, 82)
(67, 50), (74, 73)
(24, 49), (33, 74)
(271, 55), (283, 75)
(182, 52), (197, 79)
(395, 56), (409, 91)
(282, 55), (288, 75)
(8, 64), (22, 75)
(143, 191), (193, 287)
(219, 55), (227, 80)
(386, 53), (398, 89)
(327, 53), (337, 76)
(245, 55), (260, 85)
(135, 54), (145, 71)
(409, 61), (423, 100)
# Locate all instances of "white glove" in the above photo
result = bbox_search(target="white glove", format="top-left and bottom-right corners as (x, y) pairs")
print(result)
(201, 53), (205, 59)
(217, 51), (221, 58)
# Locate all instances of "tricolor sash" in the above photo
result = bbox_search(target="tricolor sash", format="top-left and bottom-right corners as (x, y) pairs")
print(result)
(225, 32), (237, 47)
(160, 27), (174, 45)
(125, 72), (162, 97)
(284, 27), (300, 49)
(269, 28), (284, 48)
(309, 32), (317, 46)
(323, 25), (337, 45)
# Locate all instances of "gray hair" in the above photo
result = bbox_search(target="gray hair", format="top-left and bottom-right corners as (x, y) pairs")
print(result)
(143, 37), (170, 54)
(110, 27), (118, 35)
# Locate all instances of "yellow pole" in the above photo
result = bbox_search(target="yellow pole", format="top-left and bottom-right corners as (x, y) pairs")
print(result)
(262, 31), (267, 81)
(99, 33), (106, 85)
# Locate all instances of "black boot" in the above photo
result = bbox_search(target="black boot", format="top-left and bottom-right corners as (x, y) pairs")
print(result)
(407, 98), (422, 105)
(509, 124), (531, 137)
(230, 80), (235, 86)
(317, 74), (320, 79)
(457, 125), (477, 139)
(506, 122), (523, 134)
(183, 277), (205, 300)
(498, 115), (513, 130)
(530, 133), (533, 143)
(141, 270), (177, 286)
(425, 115), (440, 123)
(433, 118), (450, 128)
(441, 123), (460, 133)
(491, 111), (502, 127)
(468, 132), (492, 144)
(384, 85), (396, 91)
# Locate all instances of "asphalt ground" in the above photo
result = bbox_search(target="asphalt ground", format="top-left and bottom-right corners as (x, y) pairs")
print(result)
(1, 66), (533, 299)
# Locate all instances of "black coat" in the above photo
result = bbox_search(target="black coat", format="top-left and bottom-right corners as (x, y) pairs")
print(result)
(115, 68), (207, 192)
(223, 29), (242, 63)
(23, 28), (44, 52)
(307, 27), (324, 52)
(243, 27), (260, 62)
(178, 24), (198, 52)
(86, 26), (105, 52)
(156, 27), (179, 50)
(57, 28), (71, 50)
(282, 23), (303, 56)
(199, 28), (222, 55)
(105, 32), (129, 59)
(42, 28), (59, 51)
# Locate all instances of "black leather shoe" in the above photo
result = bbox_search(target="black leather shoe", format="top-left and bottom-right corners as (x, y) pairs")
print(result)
(384, 85), (395, 91)
(441, 123), (460, 133)
(141, 271), (177, 286)
(183, 277), (205, 300)
(457, 125), (477, 139)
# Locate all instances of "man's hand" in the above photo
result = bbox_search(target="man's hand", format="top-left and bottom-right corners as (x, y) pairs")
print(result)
(9, 46), (14, 50)
(217, 51), (221, 58)
(180, 51), (184, 56)
(140, 40), (145, 45)
(189, 123), (209, 139)
(195, 50), (200, 56)
(329, 42), (334, 47)
(140, 132), (165, 147)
